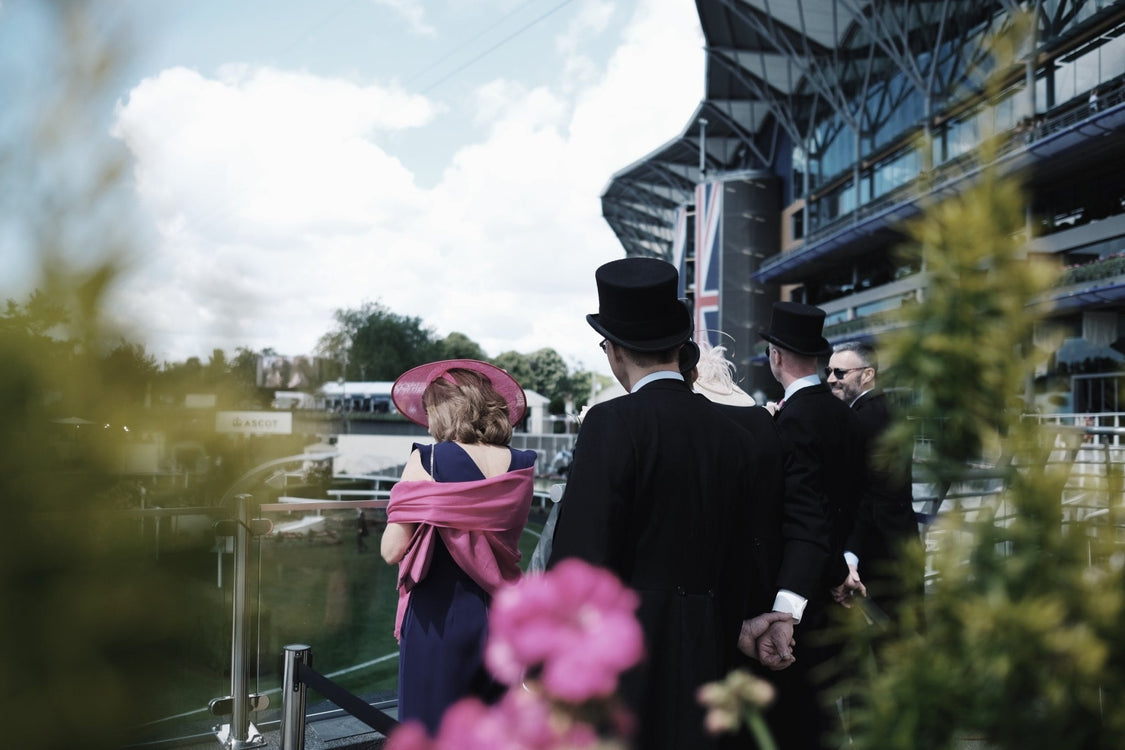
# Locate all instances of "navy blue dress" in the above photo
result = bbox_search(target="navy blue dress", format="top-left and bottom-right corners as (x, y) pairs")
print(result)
(396, 441), (536, 733)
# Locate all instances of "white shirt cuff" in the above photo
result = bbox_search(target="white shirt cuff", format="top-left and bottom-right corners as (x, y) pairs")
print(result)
(772, 589), (807, 624)
(844, 551), (859, 568)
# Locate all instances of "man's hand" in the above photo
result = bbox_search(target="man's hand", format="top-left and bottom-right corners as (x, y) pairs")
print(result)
(831, 563), (867, 607)
(757, 618), (796, 670)
(738, 612), (796, 670)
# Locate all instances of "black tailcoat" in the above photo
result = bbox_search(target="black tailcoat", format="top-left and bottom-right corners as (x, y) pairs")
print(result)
(715, 404), (830, 603)
(549, 378), (779, 750)
(769, 381), (864, 750)
(774, 382), (865, 592)
(848, 390), (923, 619)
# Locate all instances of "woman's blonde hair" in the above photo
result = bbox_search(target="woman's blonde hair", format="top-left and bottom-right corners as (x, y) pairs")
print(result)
(422, 368), (513, 445)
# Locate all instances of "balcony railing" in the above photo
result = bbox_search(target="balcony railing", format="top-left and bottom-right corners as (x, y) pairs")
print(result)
(110, 420), (1125, 748)
(1060, 253), (1125, 285)
(113, 450), (551, 749)
(787, 76), (1125, 276)
(121, 500), (403, 747)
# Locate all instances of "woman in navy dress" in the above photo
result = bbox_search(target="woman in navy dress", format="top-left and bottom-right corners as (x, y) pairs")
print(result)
(382, 360), (536, 734)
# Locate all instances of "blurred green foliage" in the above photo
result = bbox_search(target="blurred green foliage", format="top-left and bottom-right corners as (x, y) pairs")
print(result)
(842, 14), (1125, 749)
(0, 4), (579, 749)
(0, 4), (219, 746)
(0, 264), (197, 750)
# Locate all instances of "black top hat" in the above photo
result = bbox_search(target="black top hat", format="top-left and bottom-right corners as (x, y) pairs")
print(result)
(587, 257), (693, 352)
(759, 301), (831, 356)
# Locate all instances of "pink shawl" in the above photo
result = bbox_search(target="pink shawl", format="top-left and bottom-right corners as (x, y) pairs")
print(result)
(387, 466), (534, 639)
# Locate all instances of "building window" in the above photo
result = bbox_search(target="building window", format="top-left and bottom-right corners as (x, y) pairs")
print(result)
(855, 295), (904, 318)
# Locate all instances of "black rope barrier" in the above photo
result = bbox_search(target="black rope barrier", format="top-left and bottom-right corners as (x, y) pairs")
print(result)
(294, 661), (399, 736)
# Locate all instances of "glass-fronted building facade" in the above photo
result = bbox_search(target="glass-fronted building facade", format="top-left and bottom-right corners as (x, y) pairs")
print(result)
(602, 0), (1125, 408)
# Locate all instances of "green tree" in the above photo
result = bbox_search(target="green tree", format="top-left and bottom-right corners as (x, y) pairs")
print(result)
(493, 350), (534, 388)
(158, 355), (204, 396)
(438, 331), (486, 360)
(228, 346), (267, 407)
(1, 290), (69, 339)
(567, 368), (607, 413)
(205, 347), (228, 385)
(102, 339), (158, 407)
(527, 347), (571, 413)
(317, 301), (440, 380)
(2, 292), (75, 388)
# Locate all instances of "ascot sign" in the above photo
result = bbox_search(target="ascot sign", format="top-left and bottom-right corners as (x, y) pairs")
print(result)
(215, 411), (293, 435)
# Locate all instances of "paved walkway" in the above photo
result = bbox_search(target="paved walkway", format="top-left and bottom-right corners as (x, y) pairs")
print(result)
(169, 710), (391, 750)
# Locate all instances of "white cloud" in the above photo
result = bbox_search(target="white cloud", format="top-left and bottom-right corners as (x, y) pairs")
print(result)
(108, 0), (704, 375)
(557, 0), (614, 57)
(568, 0), (703, 168)
(113, 66), (437, 239)
(374, 0), (436, 37)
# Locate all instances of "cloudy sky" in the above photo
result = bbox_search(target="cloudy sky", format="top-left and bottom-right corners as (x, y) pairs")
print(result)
(2, 0), (703, 376)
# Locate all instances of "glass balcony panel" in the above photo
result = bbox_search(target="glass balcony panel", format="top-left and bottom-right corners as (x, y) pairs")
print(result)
(1074, 49), (1100, 97)
(993, 89), (1026, 132)
(124, 507), (247, 744)
(1037, 75), (1051, 113)
(839, 182), (857, 216)
(254, 506), (401, 705)
(128, 497), (546, 745)
(855, 295), (905, 318)
(947, 114), (981, 160)
(873, 149), (920, 199)
(1103, 34), (1125, 80)
(1055, 59), (1077, 104)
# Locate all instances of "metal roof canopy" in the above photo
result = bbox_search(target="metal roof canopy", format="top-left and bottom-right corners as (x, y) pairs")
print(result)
(601, 0), (1031, 260)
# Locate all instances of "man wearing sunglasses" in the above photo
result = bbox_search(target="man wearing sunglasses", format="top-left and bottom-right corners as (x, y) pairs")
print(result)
(826, 341), (922, 643)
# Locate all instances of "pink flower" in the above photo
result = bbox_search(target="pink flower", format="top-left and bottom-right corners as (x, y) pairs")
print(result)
(434, 699), (499, 750)
(485, 559), (645, 702)
(399, 692), (598, 750)
(384, 720), (434, 750)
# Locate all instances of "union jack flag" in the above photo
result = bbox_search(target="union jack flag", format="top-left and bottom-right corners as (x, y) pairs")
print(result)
(694, 181), (722, 348)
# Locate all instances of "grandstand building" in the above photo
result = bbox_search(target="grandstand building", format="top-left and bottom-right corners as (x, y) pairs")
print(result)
(602, 0), (1125, 410)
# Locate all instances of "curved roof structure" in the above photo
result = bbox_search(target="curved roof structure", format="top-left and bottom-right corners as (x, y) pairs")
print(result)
(601, 0), (1112, 260)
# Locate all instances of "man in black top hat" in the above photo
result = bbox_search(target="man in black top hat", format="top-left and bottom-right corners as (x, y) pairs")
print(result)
(758, 300), (864, 750)
(550, 257), (788, 750)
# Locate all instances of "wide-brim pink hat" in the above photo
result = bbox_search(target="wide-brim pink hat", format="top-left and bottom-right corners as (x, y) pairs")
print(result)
(391, 359), (527, 429)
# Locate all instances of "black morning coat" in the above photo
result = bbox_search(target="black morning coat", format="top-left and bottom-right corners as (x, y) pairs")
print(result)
(548, 378), (783, 750)
(773, 381), (865, 596)
(716, 403), (833, 605)
(847, 390), (922, 609)
(766, 381), (866, 750)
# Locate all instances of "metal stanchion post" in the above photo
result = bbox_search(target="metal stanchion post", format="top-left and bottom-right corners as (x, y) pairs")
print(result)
(216, 493), (267, 749)
(281, 645), (311, 750)
(207, 455), (325, 747)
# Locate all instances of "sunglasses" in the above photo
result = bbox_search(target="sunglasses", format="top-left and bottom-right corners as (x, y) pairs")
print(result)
(824, 366), (868, 379)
